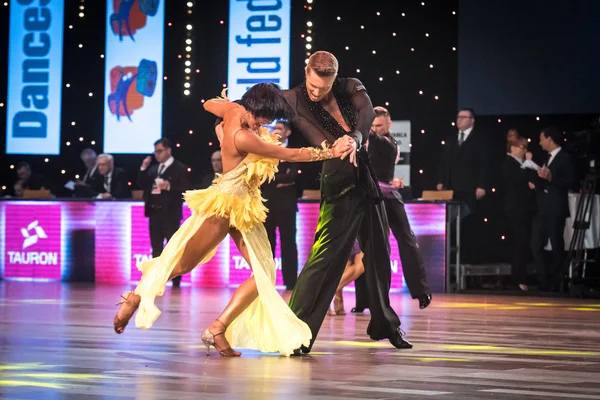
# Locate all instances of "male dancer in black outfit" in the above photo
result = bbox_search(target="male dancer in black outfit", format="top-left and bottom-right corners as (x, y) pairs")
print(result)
(285, 51), (412, 353)
(352, 106), (432, 312)
(214, 52), (411, 353)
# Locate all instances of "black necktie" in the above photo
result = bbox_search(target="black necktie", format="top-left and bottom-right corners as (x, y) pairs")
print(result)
(545, 152), (552, 167)
(157, 164), (165, 177)
(458, 131), (465, 146)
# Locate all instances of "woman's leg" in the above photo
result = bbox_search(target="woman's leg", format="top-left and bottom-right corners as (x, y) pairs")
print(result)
(204, 228), (259, 355)
(336, 252), (365, 292)
(168, 216), (231, 280)
(330, 252), (365, 315)
(115, 216), (230, 333)
(212, 228), (259, 327)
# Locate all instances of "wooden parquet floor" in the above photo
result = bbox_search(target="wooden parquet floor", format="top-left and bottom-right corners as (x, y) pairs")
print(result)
(1, 282), (599, 399)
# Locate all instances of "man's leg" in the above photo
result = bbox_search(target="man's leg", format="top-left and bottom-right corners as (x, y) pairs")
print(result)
(356, 197), (401, 340)
(264, 207), (278, 256)
(164, 215), (182, 287)
(289, 190), (364, 352)
(352, 274), (369, 312)
(531, 214), (550, 288)
(279, 206), (298, 290)
(385, 198), (431, 299)
(149, 215), (164, 258)
(548, 216), (566, 290)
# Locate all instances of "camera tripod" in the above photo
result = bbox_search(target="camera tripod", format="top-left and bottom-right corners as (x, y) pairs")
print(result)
(561, 172), (598, 295)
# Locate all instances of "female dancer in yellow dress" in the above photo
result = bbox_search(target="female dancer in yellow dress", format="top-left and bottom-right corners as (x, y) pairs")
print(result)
(113, 83), (346, 357)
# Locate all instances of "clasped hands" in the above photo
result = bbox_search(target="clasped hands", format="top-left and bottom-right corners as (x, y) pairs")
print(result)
(538, 166), (552, 182)
(331, 135), (358, 166)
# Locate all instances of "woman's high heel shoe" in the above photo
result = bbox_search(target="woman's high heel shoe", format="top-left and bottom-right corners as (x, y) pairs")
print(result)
(113, 291), (140, 334)
(201, 321), (241, 357)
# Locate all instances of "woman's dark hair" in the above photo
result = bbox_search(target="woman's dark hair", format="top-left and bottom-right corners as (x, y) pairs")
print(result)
(240, 83), (294, 121)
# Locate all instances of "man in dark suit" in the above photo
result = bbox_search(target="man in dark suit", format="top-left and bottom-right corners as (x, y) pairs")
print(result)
(531, 127), (574, 291)
(262, 121), (299, 291)
(96, 154), (130, 199)
(138, 138), (191, 288)
(353, 106), (432, 311)
(75, 148), (102, 197)
(12, 161), (52, 196)
(437, 108), (491, 264)
(199, 150), (222, 189)
(437, 108), (491, 216)
(285, 51), (411, 353)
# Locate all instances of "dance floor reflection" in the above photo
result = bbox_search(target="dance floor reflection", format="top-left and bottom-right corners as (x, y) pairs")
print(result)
(1, 282), (599, 399)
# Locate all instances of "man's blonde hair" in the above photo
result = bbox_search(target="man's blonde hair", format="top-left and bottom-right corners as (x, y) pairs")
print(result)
(306, 51), (339, 77)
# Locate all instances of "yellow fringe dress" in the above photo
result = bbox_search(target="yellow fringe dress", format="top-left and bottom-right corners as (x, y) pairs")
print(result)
(132, 129), (312, 356)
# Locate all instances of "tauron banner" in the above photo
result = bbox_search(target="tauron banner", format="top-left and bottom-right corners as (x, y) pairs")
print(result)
(6, 0), (65, 155)
(227, 0), (291, 100)
(103, 0), (164, 154)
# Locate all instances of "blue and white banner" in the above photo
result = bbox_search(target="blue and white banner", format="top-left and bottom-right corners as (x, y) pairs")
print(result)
(6, 0), (65, 155)
(103, 0), (164, 154)
(227, 0), (291, 100)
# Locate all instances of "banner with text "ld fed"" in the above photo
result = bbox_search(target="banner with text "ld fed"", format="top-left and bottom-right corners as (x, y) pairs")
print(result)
(6, 0), (65, 155)
(227, 0), (291, 100)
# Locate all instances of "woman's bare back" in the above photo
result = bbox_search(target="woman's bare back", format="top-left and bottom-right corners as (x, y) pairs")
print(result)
(219, 106), (252, 174)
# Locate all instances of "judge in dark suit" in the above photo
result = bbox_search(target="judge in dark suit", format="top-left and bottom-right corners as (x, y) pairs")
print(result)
(199, 150), (222, 189)
(437, 108), (491, 215)
(138, 138), (191, 288)
(75, 148), (102, 197)
(531, 127), (575, 291)
(96, 154), (131, 199)
(501, 132), (536, 291)
(13, 161), (52, 196)
(284, 51), (411, 352)
(262, 120), (299, 291)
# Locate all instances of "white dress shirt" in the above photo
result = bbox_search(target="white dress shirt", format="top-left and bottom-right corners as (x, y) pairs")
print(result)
(157, 156), (175, 176)
(458, 126), (474, 144)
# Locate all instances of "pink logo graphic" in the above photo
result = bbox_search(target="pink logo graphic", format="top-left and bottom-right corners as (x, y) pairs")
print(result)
(4, 204), (61, 279)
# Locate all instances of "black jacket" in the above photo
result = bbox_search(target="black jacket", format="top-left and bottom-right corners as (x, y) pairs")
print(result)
(262, 160), (299, 210)
(533, 149), (574, 217)
(501, 155), (536, 215)
(97, 168), (130, 199)
(138, 160), (190, 219)
(437, 128), (491, 209)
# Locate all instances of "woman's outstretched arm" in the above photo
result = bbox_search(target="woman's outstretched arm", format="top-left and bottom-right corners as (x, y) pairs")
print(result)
(233, 129), (342, 163)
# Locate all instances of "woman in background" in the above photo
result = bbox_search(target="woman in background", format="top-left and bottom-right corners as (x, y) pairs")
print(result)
(501, 130), (537, 291)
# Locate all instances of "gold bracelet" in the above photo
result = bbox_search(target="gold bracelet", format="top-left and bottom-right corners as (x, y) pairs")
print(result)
(299, 141), (335, 161)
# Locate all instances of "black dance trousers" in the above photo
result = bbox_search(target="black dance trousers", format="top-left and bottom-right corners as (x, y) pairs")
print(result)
(289, 187), (401, 352)
(264, 205), (299, 289)
(354, 197), (431, 309)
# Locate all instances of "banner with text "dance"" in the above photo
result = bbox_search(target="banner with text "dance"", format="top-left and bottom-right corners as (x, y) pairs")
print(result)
(6, 0), (65, 155)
